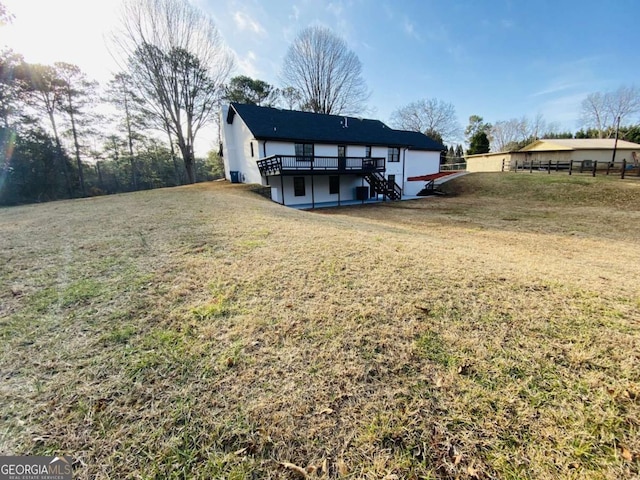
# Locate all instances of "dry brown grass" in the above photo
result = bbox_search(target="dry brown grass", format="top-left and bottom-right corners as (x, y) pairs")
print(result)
(1, 173), (639, 479)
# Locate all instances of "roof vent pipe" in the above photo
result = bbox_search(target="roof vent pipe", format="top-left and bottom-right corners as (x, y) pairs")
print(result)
(344, 117), (348, 128)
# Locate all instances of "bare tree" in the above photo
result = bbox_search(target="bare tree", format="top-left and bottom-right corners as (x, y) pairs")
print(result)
(280, 86), (302, 110)
(390, 98), (461, 143)
(489, 118), (524, 152)
(489, 114), (559, 152)
(113, 0), (233, 184)
(580, 85), (640, 138)
(281, 26), (369, 115)
(580, 92), (611, 138)
(0, 1), (14, 25)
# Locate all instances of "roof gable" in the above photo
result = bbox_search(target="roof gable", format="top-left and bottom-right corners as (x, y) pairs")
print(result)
(229, 103), (444, 151)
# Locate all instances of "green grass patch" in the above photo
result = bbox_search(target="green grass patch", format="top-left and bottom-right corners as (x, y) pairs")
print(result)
(415, 330), (455, 368)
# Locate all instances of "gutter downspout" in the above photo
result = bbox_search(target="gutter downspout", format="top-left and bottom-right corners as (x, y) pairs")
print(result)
(402, 147), (408, 197)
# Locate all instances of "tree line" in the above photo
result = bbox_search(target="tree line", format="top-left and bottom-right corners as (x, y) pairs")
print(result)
(1, 1), (375, 206)
(1, 0), (233, 206)
(3, 0), (640, 205)
(389, 87), (640, 159)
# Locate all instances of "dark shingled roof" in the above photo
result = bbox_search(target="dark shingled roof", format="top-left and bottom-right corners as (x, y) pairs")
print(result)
(228, 103), (444, 151)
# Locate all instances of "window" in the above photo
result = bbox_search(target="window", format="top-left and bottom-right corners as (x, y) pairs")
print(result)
(293, 177), (306, 196)
(365, 145), (372, 158)
(295, 143), (314, 160)
(388, 147), (400, 163)
(329, 176), (339, 194)
(250, 142), (254, 157)
(337, 145), (347, 170)
(388, 174), (396, 188)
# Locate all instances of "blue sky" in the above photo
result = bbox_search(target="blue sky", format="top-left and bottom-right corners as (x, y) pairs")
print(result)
(3, 0), (640, 145)
(207, 0), (639, 138)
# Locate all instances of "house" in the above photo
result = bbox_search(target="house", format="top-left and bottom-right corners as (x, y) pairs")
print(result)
(220, 103), (444, 207)
(466, 138), (640, 172)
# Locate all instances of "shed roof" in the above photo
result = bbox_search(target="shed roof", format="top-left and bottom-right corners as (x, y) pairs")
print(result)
(227, 103), (444, 151)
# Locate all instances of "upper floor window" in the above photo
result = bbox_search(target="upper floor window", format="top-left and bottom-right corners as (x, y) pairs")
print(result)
(250, 142), (254, 157)
(295, 143), (314, 160)
(388, 147), (400, 163)
(365, 145), (372, 158)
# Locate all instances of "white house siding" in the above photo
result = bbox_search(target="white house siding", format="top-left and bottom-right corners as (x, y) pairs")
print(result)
(347, 145), (367, 157)
(402, 150), (441, 196)
(383, 147), (403, 192)
(268, 174), (366, 206)
(220, 105), (234, 179)
(262, 142), (375, 160)
(262, 141), (294, 157)
(314, 144), (337, 156)
(220, 105), (264, 184)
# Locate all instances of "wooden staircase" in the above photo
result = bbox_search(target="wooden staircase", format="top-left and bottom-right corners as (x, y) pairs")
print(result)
(364, 171), (402, 200)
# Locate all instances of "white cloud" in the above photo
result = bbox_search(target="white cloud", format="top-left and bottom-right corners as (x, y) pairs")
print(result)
(326, 2), (343, 17)
(324, 2), (350, 38)
(531, 82), (582, 97)
(403, 18), (420, 40)
(236, 50), (260, 78)
(501, 19), (515, 29)
(232, 11), (266, 36)
(539, 92), (590, 127)
(290, 5), (300, 22)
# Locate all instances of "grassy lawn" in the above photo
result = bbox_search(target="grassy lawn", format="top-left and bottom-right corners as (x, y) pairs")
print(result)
(1, 173), (639, 479)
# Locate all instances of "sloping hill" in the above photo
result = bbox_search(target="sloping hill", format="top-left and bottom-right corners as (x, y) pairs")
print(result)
(1, 176), (639, 479)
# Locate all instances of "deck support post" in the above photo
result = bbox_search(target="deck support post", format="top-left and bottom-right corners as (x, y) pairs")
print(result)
(311, 175), (315, 209)
(280, 175), (285, 205)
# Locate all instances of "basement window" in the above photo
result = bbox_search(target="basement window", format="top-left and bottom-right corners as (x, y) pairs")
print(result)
(329, 176), (339, 194)
(294, 177), (306, 196)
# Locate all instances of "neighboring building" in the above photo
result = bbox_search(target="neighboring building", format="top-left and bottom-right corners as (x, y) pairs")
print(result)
(518, 138), (640, 165)
(221, 103), (444, 207)
(465, 151), (525, 172)
(466, 138), (640, 172)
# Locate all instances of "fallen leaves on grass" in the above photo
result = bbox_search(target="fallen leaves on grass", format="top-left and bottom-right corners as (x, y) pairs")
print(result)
(467, 463), (480, 478)
(619, 444), (634, 462)
(315, 407), (334, 415)
(280, 461), (308, 478)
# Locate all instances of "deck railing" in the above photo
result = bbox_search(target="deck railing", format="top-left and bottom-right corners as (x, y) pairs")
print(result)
(440, 162), (467, 171)
(257, 155), (386, 175)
